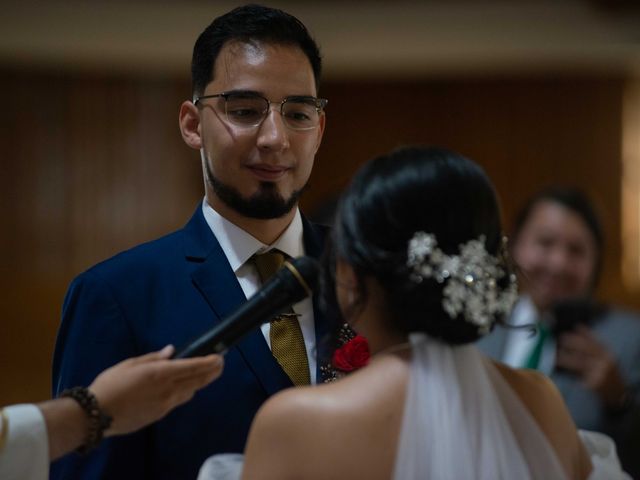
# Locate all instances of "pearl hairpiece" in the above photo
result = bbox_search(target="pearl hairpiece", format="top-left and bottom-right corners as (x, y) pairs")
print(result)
(407, 232), (517, 334)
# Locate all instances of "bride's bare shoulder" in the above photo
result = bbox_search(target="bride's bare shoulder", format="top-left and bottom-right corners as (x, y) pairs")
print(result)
(492, 361), (558, 399)
(259, 353), (410, 423)
(241, 356), (410, 479)
(491, 361), (592, 480)
(491, 361), (573, 432)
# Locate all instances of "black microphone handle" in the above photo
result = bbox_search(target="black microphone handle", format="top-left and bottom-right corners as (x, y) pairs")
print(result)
(172, 263), (312, 358)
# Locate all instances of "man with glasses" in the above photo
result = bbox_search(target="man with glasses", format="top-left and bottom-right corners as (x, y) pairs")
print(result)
(51, 5), (328, 479)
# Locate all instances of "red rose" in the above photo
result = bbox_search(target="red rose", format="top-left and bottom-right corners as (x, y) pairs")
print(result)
(332, 335), (370, 372)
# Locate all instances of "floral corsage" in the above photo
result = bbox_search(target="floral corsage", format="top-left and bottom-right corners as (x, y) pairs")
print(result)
(320, 324), (370, 382)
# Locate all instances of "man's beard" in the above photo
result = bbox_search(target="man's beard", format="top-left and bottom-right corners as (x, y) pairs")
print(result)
(205, 160), (305, 219)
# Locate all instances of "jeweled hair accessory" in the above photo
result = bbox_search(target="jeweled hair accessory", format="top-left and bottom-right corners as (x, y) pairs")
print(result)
(407, 232), (517, 334)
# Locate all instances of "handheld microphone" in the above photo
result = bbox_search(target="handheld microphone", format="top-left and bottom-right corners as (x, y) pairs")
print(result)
(172, 256), (319, 358)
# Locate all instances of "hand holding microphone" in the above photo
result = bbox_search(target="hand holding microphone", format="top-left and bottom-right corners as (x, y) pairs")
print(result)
(173, 256), (319, 358)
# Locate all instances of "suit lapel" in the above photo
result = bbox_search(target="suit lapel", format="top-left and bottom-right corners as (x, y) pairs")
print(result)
(302, 217), (331, 380)
(183, 206), (293, 395)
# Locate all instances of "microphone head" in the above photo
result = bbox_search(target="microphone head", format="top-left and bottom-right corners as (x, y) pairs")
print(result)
(172, 255), (320, 358)
(283, 256), (320, 297)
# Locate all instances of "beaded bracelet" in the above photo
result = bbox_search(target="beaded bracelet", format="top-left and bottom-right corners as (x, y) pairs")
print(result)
(60, 386), (113, 453)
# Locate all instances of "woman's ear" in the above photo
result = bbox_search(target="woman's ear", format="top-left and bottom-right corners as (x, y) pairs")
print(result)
(336, 259), (359, 317)
(179, 100), (202, 150)
(336, 259), (358, 289)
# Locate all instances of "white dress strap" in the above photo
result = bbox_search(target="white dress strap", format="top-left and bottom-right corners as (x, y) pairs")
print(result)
(197, 453), (244, 480)
(579, 430), (632, 480)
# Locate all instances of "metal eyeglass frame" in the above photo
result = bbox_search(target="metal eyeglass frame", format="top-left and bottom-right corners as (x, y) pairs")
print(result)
(193, 92), (328, 131)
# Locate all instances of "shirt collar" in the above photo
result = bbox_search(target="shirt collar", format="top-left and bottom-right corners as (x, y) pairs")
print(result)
(510, 295), (540, 326)
(201, 199), (305, 273)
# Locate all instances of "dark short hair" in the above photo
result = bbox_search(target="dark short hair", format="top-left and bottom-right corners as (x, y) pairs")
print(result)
(191, 4), (322, 96)
(512, 186), (604, 287)
(321, 146), (508, 346)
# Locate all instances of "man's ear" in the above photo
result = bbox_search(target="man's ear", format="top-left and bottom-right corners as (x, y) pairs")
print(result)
(179, 101), (202, 150)
(313, 112), (326, 154)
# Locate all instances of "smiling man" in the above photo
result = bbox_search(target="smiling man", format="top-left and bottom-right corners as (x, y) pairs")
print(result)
(51, 6), (329, 479)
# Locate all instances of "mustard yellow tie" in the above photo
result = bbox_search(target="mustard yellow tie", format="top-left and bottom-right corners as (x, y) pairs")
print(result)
(253, 250), (310, 386)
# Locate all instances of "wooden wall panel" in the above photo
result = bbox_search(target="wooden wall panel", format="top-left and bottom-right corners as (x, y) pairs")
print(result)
(0, 70), (202, 405)
(309, 76), (628, 305)
(0, 69), (632, 407)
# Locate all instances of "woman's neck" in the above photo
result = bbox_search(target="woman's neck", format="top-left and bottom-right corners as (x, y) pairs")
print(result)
(362, 321), (407, 356)
(354, 277), (408, 355)
(374, 340), (411, 358)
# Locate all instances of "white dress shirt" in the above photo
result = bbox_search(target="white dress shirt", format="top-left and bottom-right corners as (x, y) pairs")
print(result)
(0, 404), (49, 480)
(501, 296), (556, 375)
(201, 200), (317, 384)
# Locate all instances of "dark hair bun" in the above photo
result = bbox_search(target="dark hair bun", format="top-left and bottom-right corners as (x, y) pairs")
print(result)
(325, 146), (512, 345)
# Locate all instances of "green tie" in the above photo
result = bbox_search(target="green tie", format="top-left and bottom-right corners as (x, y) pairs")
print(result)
(524, 323), (550, 370)
(253, 250), (310, 386)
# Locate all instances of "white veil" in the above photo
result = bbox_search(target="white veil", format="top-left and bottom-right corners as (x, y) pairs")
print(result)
(198, 332), (631, 480)
(392, 333), (567, 480)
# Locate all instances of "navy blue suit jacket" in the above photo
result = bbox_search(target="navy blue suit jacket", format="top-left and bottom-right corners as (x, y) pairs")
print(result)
(51, 206), (330, 479)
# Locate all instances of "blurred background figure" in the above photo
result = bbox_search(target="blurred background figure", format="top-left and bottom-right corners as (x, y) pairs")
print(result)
(478, 187), (640, 477)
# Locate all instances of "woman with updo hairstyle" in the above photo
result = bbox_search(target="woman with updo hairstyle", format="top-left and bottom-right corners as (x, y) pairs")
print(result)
(326, 145), (507, 346)
(199, 147), (601, 480)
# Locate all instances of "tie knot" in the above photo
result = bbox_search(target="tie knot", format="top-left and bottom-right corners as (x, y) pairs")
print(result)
(253, 250), (286, 283)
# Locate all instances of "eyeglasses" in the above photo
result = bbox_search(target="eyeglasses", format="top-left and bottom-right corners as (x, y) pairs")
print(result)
(194, 91), (327, 131)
